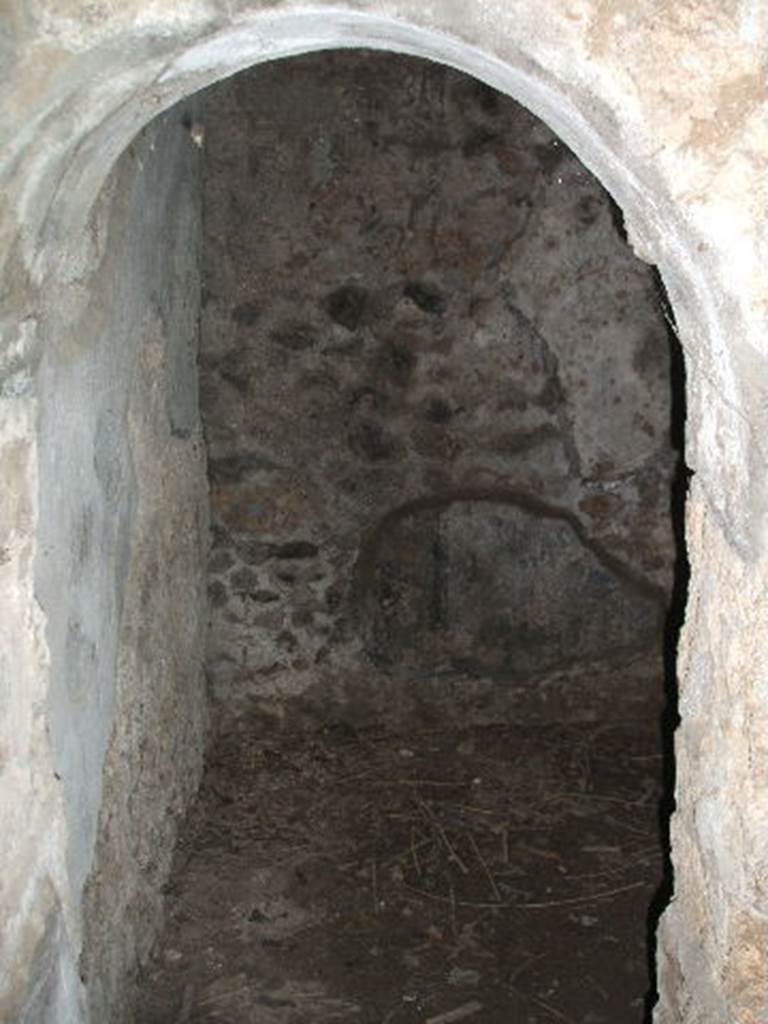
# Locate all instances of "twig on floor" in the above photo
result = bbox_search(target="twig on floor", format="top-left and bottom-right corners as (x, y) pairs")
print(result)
(411, 827), (423, 878)
(514, 879), (646, 909)
(544, 790), (641, 807)
(467, 832), (501, 902)
(403, 883), (529, 909)
(527, 993), (577, 1024)
(369, 779), (467, 788)
(508, 951), (546, 987)
(403, 878), (645, 910)
(510, 978), (576, 1023)
(418, 799), (469, 875)
(512, 843), (562, 865)
(585, 972), (609, 1002)
(604, 814), (655, 837)
(424, 1000), (483, 1024)
(449, 883), (458, 941)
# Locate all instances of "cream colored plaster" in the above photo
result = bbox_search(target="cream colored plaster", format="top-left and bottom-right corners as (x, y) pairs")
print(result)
(1, 3), (767, 1021)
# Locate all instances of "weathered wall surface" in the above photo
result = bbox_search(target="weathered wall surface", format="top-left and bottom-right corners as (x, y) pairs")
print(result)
(200, 52), (675, 730)
(1, 3), (767, 1024)
(7, 105), (209, 1023)
(72, 108), (210, 1024)
(0, 395), (72, 1022)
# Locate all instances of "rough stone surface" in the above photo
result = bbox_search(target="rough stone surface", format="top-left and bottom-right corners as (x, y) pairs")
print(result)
(1, 4), (767, 1024)
(199, 52), (674, 729)
(73, 110), (210, 1021)
(9, 105), (208, 1024)
(0, 398), (74, 1024)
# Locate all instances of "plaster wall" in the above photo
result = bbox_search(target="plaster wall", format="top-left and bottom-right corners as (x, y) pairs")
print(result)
(1, 3), (767, 1024)
(1, 104), (209, 1022)
(70, 110), (210, 1024)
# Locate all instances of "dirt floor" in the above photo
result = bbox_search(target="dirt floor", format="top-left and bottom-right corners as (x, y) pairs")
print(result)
(134, 717), (667, 1024)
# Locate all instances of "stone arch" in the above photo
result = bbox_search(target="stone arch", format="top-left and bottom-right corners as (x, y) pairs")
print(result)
(1, 4), (767, 1023)
(6, 6), (765, 539)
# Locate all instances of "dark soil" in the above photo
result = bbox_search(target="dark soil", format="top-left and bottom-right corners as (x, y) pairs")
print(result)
(135, 718), (666, 1024)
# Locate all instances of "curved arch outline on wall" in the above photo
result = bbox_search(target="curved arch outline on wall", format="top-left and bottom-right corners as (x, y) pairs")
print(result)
(13, 10), (683, 278)
(8, 4), (764, 550)
(351, 486), (670, 611)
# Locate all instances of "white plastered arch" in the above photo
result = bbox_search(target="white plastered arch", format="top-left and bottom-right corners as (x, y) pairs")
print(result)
(2, 4), (768, 1023)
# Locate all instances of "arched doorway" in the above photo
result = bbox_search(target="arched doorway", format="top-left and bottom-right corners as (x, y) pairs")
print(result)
(122, 52), (679, 1020)
(1, 6), (766, 1024)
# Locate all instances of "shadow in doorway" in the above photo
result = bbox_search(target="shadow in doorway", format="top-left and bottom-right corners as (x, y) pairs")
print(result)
(644, 268), (690, 1021)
